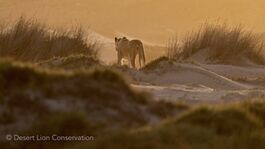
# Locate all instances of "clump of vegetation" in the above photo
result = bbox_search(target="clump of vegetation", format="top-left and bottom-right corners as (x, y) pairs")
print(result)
(167, 35), (182, 60)
(149, 101), (189, 117)
(141, 56), (169, 71)
(0, 60), (130, 106)
(38, 54), (101, 70)
(168, 23), (265, 65)
(0, 60), (42, 90)
(242, 100), (265, 125)
(143, 23), (265, 71)
(73, 99), (265, 149)
(177, 106), (262, 135)
(0, 17), (98, 62)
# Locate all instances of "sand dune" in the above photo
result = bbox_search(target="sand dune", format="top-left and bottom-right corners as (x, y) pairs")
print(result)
(201, 64), (265, 79)
(129, 60), (265, 103)
(133, 84), (265, 104)
(132, 61), (250, 90)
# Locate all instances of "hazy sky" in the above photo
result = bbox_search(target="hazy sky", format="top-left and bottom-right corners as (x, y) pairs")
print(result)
(0, 0), (265, 44)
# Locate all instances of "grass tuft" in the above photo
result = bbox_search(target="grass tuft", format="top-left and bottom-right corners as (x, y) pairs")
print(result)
(141, 56), (169, 71)
(169, 23), (265, 65)
(38, 54), (101, 70)
(0, 17), (98, 62)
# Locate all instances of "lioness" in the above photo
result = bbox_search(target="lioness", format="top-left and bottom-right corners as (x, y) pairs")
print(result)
(114, 37), (146, 68)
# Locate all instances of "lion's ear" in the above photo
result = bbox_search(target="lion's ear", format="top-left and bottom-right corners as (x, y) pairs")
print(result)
(115, 37), (118, 42)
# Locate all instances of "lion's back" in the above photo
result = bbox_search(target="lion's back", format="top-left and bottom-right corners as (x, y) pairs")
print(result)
(129, 40), (143, 50)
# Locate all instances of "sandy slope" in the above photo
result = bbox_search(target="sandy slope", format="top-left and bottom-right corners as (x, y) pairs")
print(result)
(130, 61), (265, 104)
(200, 64), (265, 79)
(131, 61), (250, 90)
(133, 83), (265, 104)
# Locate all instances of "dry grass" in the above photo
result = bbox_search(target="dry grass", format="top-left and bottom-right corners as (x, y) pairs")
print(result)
(145, 23), (265, 70)
(167, 35), (182, 60)
(0, 17), (98, 62)
(169, 23), (265, 64)
(177, 106), (262, 135)
(141, 56), (169, 71)
(0, 60), (131, 103)
(73, 99), (265, 149)
(38, 54), (101, 70)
